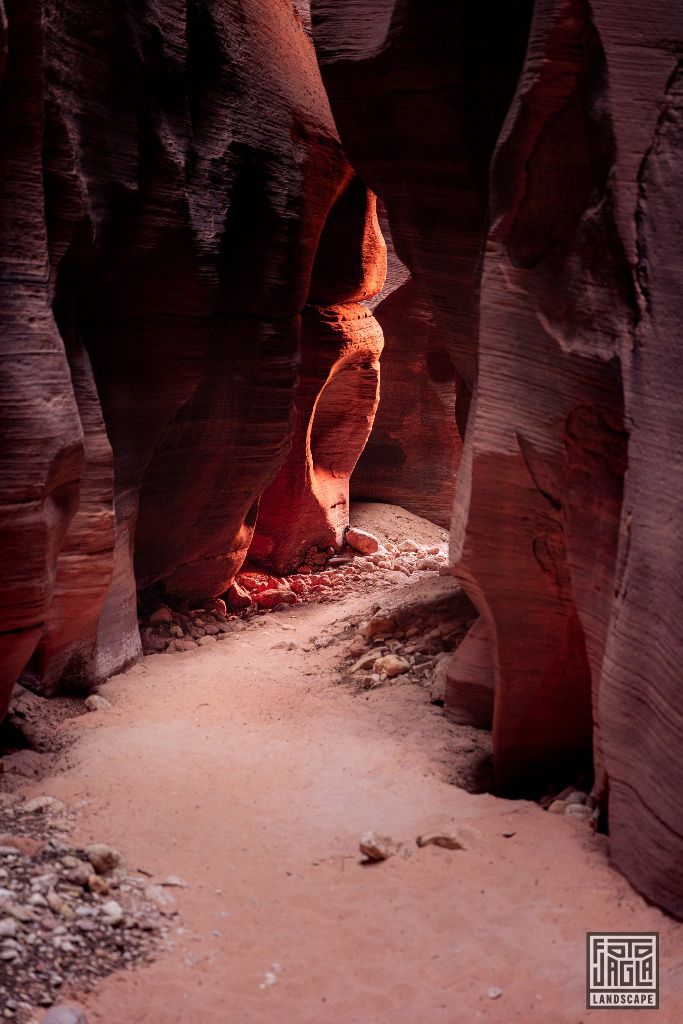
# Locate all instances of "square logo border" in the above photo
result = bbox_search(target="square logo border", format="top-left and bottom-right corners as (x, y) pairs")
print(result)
(586, 931), (660, 1010)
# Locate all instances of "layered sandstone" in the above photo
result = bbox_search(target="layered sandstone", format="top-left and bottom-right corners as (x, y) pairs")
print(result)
(352, 214), (462, 529)
(312, 0), (683, 917)
(0, 0), (382, 705)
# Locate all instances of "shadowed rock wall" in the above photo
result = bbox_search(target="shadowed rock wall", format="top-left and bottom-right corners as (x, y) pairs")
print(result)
(0, 0), (383, 704)
(311, 0), (683, 917)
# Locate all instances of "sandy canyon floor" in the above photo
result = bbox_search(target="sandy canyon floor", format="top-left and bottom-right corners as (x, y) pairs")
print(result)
(2, 507), (682, 1024)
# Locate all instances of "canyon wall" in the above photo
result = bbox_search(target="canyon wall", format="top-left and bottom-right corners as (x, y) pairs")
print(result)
(351, 213), (463, 530)
(0, 0), (384, 707)
(311, 0), (683, 917)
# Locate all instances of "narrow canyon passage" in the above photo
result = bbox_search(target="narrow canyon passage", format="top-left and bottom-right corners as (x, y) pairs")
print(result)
(4, 510), (681, 1024)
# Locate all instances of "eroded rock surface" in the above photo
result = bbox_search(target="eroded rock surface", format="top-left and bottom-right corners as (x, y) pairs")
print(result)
(312, 0), (683, 917)
(0, 1), (383, 704)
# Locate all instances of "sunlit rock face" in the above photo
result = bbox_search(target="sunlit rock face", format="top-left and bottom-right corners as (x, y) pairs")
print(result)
(312, 0), (683, 917)
(249, 178), (386, 574)
(351, 213), (462, 530)
(0, 0), (382, 703)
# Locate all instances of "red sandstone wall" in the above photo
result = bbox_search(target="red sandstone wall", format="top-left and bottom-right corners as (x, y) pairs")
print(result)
(311, 0), (683, 917)
(351, 212), (463, 529)
(0, 0), (383, 704)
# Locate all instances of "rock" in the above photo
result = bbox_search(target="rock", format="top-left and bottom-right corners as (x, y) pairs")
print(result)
(348, 635), (368, 656)
(373, 654), (410, 678)
(43, 1006), (88, 1024)
(254, 589), (296, 610)
(398, 539), (419, 553)
(548, 800), (567, 815)
(63, 863), (91, 887)
(197, 635), (217, 646)
(23, 796), (65, 815)
(359, 832), (402, 862)
(565, 790), (589, 806)
(100, 900), (124, 926)
(87, 875), (110, 896)
(148, 606), (173, 625)
(364, 614), (397, 639)
(158, 875), (188, 888)
(565, 804), (593, 821)
(173, 639), (198, 652)
(0, 918), (17, 937)
(417, 829), (468, 851)
(488, 987), (503, 1000)
(84, 844), (122, 875)
(84, 695), (111, 712)
(350, 651), (381, 673)
(345, 527), (380, 555)
(225, 583), (253, 612)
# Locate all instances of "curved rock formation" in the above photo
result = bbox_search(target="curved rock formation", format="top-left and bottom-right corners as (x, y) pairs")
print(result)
(0, 0), (383, 704)
(352, 214), (462, 529)
(250, 179), (385, 573)
(312, 0), (683, 917)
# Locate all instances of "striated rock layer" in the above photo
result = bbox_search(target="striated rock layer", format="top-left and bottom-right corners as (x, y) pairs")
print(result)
(352, 213), (462, 529)
(312, 0), (683, 917)
(0, 0), (383, 704)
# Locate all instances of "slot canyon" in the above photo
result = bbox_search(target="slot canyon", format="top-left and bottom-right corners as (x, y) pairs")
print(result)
(0, 0), (682, 1020)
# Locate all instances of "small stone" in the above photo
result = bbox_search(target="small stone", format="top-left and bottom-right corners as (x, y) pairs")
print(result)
(197, 634), (217, 645)
(0, 947), (18, 960)
(417, 829), (468, 851)
(149, 606), (173, 625)
(24, 796), (65, 814)
(0, 918), (17, 937)
(565, 803), (593, 820)
(488, 986), (503, 999)
(359, 832), (401, 861)
(350, 651), (381, 673)
(547, 800), (567, 814)
(43, 1004), (88, 1024)
(225, 582), (253, 611)
(373, 654), (410, 678)
(84, 843), (123, 875)
(398, 539), (419, 552)
(159, 875), (188, 888)
(345, 527), (380, 555)
(87, 875), (110, 896)
(364, 614), (397, 639)
(84, 695), (111, 712)
(173, 639), (198, 651)
(565, 790), (589, 806)
(100, 900), (124, 926)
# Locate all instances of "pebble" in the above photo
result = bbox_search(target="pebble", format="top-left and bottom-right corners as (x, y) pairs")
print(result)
(373, 654), (410, 678)
(345, 527), (380, 555)
(24, 797), (66, 815)
(350, 651), (381, 673)
(488, 986), (503, 999)
(417, 828), (468, 851)
(149, 606), (173, 625)
(84, 695), (111, 712)
(359, 832), (402, 861)
(100, 900), (124, 926)
(398, 539), (419, 552)
(364, 614), (397, 639)
(565, 804), (593, 821)
(197, 634), (217, 645)
(84, 844), (123, 875)
(43, 1004), (88, 1024)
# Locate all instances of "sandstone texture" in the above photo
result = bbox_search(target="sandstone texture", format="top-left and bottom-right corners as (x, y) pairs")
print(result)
(0, 0), (382, 703)
(352, 212), (462, 529)
(312, 0), (683, 917)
